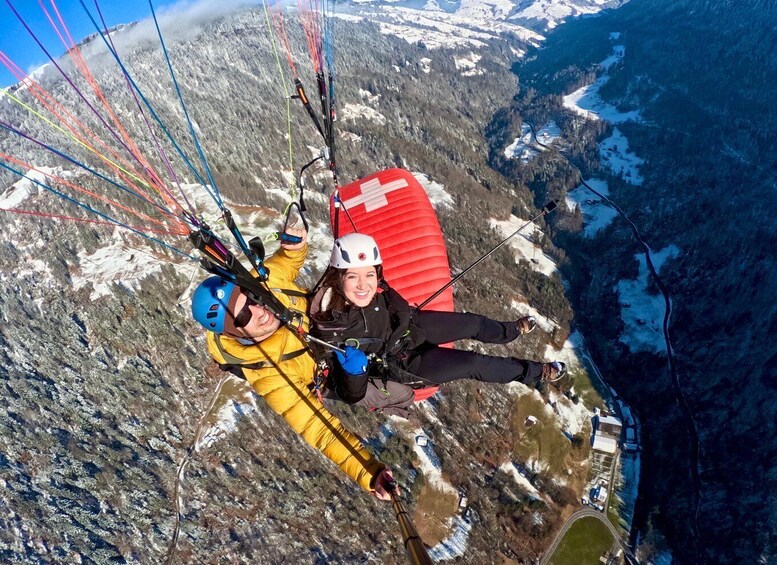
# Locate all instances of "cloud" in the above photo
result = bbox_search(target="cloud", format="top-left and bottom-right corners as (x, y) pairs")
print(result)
(82, 0), (256, 58)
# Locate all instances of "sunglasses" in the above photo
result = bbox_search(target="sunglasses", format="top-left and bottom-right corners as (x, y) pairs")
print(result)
(233, 294), (258, 329)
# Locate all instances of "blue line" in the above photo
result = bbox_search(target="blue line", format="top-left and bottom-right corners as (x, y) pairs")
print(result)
(0, 121), (185, 223)
(324, 0), (335, 75)
(76, 0), (221, 208)
(148, 0), (223, 208)
(0, 161), (197, 261)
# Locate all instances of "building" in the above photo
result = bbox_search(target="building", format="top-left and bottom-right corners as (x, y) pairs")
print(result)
(591, 484), (608, 503)
(592, 414), (622, 454)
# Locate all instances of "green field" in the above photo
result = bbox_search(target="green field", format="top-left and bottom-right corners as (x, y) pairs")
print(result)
(568, 365), (609, 413)
(549, 516), (614, 565)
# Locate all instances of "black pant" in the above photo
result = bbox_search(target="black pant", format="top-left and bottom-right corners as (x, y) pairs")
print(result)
(404, 311), (544, 386)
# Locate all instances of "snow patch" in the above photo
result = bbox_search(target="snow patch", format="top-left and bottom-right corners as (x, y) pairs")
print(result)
(410, 425), (458, 496)
(454, 52), (483, 76)
(0, 167), (56, 208)
(504, 123), (537, 162)
(616, 246), (681, 353)
(193, 376), (258, 452)
(510, 46), (526, 58)
(535, 120), (562, 145)
(428, 514), (474, 561)
(565, 179), (618, 236)
(504, 121), (562, 162)
(412, 172), (454, 211)
(563, 45), (641, 124)
(70, 234), (180, 300)
(15, 259), (52, 280)
(489, 215), (558, 277)
(0, 175), (212, 301)
(339, 102), (387, 125)
(358, 88), (380, 104)
(600, 44), (625, 70)
(599, 127), (644, 185)
(509, 299), (555, 333)
(500, 461), (542, 497)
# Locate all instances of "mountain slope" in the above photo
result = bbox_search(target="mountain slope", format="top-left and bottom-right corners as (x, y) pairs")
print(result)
(0, 4), (611, 562)
(506, 0), (777, 562)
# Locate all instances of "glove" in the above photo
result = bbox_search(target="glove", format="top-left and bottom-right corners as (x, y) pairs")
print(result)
(335, 345), (368, 375)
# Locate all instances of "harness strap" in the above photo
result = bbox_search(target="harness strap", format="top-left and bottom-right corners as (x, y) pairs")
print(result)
(214, 334), (309, 370)
(270, 287), (309, 298)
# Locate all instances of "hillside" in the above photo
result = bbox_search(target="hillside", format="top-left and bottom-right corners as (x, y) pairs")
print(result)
(0, 3), (614, 563)
(503, 0), (777, 562)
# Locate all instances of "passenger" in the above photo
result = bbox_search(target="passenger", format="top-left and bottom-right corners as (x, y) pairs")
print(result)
(310, 233), (569, 404)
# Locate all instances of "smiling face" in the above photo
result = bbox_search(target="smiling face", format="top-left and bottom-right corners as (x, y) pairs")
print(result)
(341, 265), (378, 307)
(229, 293), (281, 341)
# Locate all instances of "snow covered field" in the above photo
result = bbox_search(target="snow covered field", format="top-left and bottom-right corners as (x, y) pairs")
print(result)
(599, 128), (644, 185)
(565, 178), (619, 237)
(616, 245), (680, 353)
(562, 43), (641, 124)
(504, 121), (562, 162)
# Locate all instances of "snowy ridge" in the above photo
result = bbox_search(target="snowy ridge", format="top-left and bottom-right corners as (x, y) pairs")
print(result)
(511, 0), (621, 30)
(335, 0), (548, 68)
(344, 0), (626, 44)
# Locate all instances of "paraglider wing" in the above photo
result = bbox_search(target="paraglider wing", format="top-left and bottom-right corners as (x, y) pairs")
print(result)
(330, 168), (454, 311)
(330, 169), (455, 401)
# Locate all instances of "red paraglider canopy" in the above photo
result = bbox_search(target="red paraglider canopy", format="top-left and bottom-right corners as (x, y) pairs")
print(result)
(330, 169), (454, 401)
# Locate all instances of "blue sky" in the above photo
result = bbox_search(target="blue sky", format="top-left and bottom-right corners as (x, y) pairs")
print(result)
(0, 1), (182, 87)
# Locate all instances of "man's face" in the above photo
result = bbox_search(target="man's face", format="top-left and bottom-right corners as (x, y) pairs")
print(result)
(230, 293), (281, 341)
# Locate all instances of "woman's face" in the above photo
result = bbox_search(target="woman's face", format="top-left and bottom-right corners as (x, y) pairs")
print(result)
(341, 266), (378, 307)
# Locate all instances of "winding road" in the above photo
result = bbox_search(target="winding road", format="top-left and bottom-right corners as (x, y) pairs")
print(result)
(526, 120), (702, 558)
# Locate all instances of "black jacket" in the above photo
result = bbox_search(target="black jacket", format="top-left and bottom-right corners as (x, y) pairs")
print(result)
(310, 283), (426, 402)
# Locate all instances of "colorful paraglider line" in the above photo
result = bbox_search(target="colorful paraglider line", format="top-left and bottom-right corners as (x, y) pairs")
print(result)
(0, 160), (197, 260)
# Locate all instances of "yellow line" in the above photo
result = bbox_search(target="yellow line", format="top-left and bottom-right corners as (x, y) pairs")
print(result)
(1, 89), (156, 192)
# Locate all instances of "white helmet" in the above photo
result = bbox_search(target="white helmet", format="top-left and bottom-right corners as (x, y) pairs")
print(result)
(330, 233), (382, 268)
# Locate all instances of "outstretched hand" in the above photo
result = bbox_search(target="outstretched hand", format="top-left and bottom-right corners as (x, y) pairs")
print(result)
(372, 468), (398, 501)
(280, 226), (307, 251)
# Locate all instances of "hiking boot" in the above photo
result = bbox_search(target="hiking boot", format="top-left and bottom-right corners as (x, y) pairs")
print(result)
(541, 361), (572, 391)
(517, 316), (537, 335)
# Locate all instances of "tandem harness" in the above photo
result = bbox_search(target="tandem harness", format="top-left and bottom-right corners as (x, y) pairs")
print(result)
(210, 286), (314, 380)
(212, 334), (309, 379)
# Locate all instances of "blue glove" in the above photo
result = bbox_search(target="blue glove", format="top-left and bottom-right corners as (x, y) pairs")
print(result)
(335, 346), (368, 375)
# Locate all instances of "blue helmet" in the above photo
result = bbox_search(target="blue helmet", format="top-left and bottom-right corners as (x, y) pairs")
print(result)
(191, 276), (238, 333)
